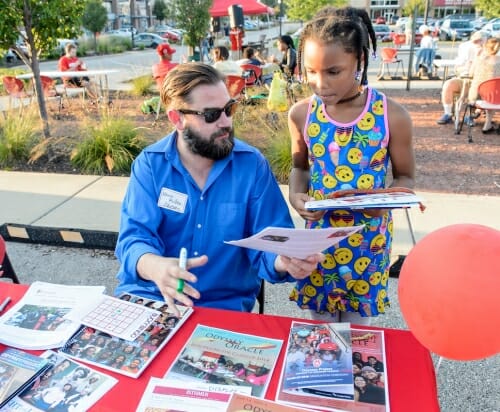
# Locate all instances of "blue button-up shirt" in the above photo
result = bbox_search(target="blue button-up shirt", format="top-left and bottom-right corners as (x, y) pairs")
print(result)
(115, 131), (295, 311)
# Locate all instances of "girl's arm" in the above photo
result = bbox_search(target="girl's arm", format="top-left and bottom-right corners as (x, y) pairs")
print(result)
(288, 99), (325, 222)
(386, 97), (416, 189)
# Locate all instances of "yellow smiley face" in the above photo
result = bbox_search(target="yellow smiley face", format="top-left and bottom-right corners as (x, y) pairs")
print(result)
(322, 173), (337, 189)
(312, 189), (325, 200)
(312, 143), (325, 157)
(381, 270), (389, 286)
(322, 253), (336, 269)
(377, 299), (386, 313)
(330, 210), (355, 227)
(347, 147), (362, 164)
(354, 256), (371, 275)
(352, 280), (370, 295)
(289, 288), (299, 300)
(316, 106), (329, 123)
(303, 285), (317, 297)
(334, 247), (353, 265)
(334, 128), (353, 146)
(372, 100), (384, 115)
(348, 233), (364, 247)
(388, 220), (393, 235)
(308, 123), (321, 138)
(335, 165), (354, 182)
(377, 289), (387, 301)
(358, 112), (375, 131)
(369, 148), (387, 171)
(357, 173), (374, 189)
(369, 271), (382, 285)
(370, 234), (386, 254)
(309, 270), (324, 286)
(311, 98), (318, 113)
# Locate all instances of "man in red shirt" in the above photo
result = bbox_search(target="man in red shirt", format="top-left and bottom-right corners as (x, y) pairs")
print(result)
(229, 26), (244, 59)
(152, 43), (178, 88)
(58, 43), (99, 100)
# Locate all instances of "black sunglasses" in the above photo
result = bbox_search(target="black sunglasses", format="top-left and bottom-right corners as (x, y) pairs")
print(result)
(177, 99), (238, 123)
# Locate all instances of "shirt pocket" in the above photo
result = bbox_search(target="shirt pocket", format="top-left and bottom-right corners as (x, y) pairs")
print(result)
(215, 202), (247, 241)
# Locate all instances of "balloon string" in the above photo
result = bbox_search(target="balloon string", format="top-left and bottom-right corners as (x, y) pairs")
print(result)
(434, 356), (443, 374)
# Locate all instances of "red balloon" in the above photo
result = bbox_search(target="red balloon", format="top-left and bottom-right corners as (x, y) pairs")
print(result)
(398, 224), (500, 361)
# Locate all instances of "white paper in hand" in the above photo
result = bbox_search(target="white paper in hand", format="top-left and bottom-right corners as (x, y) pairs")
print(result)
(225, 226), (364, 259)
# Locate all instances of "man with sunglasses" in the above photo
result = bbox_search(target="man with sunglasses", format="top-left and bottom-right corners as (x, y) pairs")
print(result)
(115, 63), (323, 315)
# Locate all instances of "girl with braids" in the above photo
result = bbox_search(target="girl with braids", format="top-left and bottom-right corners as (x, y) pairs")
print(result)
(288, 7), (415, 324)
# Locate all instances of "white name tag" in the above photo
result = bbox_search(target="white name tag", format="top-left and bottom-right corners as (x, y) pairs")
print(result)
(158, 187), (188, 213)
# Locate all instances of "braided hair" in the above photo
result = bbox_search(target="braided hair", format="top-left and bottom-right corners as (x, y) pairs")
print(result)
(297, 7), (377, 87)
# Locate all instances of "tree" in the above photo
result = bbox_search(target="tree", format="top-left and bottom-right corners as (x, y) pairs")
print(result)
(474, 0), (500, 18)
(82, 0), (108, 52)
(0, 0), (86, 138)
(172, 0), (211, 59)
(152, 0), (168, 24)
(286, 0), (346, 22)
(401, 0), (426, 17)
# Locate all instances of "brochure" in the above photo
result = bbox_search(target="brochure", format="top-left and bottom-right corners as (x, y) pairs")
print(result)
(3, 350), (118, 412)
(226, 392), (314, 411)
(225, 226), (364, 259)
(59, 293), (193, 378)
(136, 377), (242, 412)
(0, 348), (52, 409)
(305, 191), (424, 211)
(276, 328), (390, 412)
(163, 324), (284, 398)
(0, 282), (105, 350)
(282, 322), (353, 399)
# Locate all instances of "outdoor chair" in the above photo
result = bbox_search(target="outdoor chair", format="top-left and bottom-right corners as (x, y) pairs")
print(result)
(2, 76), (33, 109)
(225, 75), (246, 99)
(377, 48), (405, 80)
(456, 77), (500, 143)
(0, 235), (20, 284)
(240, 63), (263, 87)
(40, 75), (64, 115)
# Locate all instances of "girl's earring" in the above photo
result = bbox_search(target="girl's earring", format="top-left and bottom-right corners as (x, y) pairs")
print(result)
(355, 71), (362, 82)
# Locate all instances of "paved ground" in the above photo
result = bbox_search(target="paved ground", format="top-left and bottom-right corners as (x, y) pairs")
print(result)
(1, 25), (499, 412)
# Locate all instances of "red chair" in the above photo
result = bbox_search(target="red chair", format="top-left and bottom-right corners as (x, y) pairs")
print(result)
(377, 48), (405, 80)
(225, 75), (246, 99)
(0, 235), (20, 284)
(457, 77), (500, 143)
(240, 63), (262, 86)
(40, 75), (63, 114)
(2, 76), (32, 108)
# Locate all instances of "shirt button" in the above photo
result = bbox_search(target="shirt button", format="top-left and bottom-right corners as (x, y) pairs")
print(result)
(194, 251), (199, 256)
(200, 196), (204, 200)
(197, 224), (202, 229)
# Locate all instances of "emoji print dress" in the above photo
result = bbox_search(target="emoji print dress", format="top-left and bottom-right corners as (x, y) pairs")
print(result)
(290, 88), (392, 317)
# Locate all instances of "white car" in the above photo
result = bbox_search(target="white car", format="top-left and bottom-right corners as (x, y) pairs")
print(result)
(133, 33), (168, 48)
(480, 21), (500, 37)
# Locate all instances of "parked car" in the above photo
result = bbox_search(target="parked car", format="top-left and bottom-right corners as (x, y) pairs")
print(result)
(480, 21), (500, 37)
(134, 33), (168, 48)
(373, 24), (393, 42)
(157, 29), (180, 42)
(390, 30), (422, 46)
(439, 18), (475, 41)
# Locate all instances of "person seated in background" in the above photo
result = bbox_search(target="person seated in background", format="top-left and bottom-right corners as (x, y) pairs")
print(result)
(212, 46), (242, 76)
(152, 43), (178, 87)
(467, 37), (500, 134)
(58, 43), (100, 101)
(436, 31), (487, 125)
(272, 35), (297, 79)
(237, 47), (264, 66)
(414, 25), (437, 76)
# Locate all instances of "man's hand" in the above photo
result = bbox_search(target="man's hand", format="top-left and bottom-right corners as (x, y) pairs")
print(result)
(275, 253), (324, 280)
(137, 253), (208, 316)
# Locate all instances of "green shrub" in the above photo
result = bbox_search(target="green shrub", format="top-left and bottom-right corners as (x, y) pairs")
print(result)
(261, 113), (292, 184)
(96, 36), (132, 54)
(71, 117), (147, 174)
(130, 75), (154, 97)
(0, 109), (39, 166)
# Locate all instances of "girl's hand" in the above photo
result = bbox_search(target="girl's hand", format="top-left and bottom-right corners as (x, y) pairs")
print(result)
(289, 192), (324, 222)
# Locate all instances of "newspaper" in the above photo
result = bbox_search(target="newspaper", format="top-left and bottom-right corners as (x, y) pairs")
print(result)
(0, 282), (105, 350)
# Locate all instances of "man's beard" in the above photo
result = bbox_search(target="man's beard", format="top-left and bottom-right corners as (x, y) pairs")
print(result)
(183, 126), (235, 160)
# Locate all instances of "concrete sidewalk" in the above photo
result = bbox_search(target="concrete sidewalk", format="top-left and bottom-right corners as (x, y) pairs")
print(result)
(1, 170), (499, 254)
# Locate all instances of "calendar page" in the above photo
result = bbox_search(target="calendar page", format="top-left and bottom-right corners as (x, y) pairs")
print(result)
(80, 296), (160, 341)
